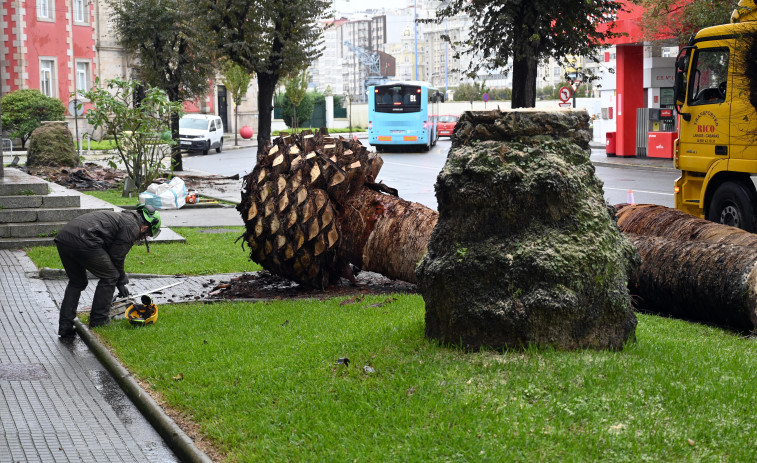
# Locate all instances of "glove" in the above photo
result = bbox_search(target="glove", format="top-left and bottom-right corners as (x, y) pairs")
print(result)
(117, 284), (130, 298)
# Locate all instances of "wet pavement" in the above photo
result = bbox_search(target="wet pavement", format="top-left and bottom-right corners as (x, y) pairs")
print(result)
(0, 249), (184, 462)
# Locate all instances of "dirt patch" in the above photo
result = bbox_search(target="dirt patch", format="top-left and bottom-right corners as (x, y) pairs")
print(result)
(27, 162), (128, 190)
(207, 269), (417, 300)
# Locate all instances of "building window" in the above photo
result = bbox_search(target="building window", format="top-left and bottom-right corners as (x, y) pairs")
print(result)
(37, 0), (54, 20)
(74, 0), (88, 23)
(661, 46), (678, 58)
(40, 59), (56, 97)
(76, 61), (91, 92)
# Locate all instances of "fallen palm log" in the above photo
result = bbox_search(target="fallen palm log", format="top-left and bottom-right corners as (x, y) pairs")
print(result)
(626, 233), (757, 331)
(617, 204), (757, 331)
(237, 129), (437, 288)
(616, 203), (757, 246)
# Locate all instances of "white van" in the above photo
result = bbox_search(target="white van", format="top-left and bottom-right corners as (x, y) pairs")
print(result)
(179, 114), (224, 155)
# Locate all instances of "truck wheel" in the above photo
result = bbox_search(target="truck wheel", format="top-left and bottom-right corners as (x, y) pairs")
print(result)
(708, 181), (757, 232)
(216, 138), (223, 153)
(202, 141), (210, 155)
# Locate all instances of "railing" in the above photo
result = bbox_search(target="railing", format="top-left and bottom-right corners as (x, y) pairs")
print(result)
(80, 133), (93, 156)
(2, 138), (12, 155)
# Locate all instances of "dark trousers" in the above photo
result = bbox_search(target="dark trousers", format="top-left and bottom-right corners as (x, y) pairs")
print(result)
(56, 243), (120, 331)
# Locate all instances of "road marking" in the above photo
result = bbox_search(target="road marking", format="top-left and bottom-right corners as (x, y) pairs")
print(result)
(604, 187), (673, 196)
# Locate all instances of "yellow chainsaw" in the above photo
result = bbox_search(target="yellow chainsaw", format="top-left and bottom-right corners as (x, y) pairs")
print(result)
(109, 281), (183, 319)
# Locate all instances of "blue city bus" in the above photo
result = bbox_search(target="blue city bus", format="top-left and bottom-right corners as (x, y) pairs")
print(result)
(367, 81), (443, 152)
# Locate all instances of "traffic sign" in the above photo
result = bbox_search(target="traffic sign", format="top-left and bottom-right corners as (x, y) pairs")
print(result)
(68, 99), (84, 117)
(559, 86), (572, 103)
(482, 93), (490, 103)
(558, 103), (572, 108)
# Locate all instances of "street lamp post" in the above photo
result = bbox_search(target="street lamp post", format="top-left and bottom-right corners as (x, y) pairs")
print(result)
(445, 18), (449, 98)
(414, 0), (418, 80)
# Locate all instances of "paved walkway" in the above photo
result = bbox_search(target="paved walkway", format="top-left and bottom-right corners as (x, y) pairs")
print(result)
(0, 249), (181, 462)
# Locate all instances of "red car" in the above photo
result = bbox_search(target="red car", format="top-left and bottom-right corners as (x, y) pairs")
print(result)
(436, 114), (459, 138)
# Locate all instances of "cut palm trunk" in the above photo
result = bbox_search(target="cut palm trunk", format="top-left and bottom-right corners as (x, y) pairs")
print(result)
(626, 233), (757, 331)
(237, 129), (437, 288)
(616, 203), (757, 246)
(617, 204), (757, 331)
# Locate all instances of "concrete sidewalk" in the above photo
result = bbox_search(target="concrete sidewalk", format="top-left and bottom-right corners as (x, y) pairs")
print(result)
(0, 245), (246, 461)
(0, 249), (185, 462)
(589, 142), (676, 172)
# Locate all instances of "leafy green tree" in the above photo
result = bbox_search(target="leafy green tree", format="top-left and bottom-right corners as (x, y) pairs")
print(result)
(222, 62), (253, 146)
(631, 0), (732, 44)
(1, 89), (65, 148)
(280, 92), (315, 130)
(284, 71), (310, 132)
(106, 0), (216, 171)
(452, 82), (490, 102)
(537, 84), (556, 99)
(81, 78), (184, 194)
(431, 0), (624, 108)
(200, 0), (330, 153)
(489, 88), (512, 100)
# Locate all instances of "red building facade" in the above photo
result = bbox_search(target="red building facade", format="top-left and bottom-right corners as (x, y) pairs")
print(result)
(2, 0), (97, 107)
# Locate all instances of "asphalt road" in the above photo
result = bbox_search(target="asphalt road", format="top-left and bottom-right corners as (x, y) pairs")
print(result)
(182, 140), (678, 210)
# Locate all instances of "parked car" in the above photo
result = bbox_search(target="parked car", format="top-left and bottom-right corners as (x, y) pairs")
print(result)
(436, 114), (459, 138)
(179, 114), (224, 155)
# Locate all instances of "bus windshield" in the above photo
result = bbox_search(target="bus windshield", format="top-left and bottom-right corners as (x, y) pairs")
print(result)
(374, 85), (422, 113)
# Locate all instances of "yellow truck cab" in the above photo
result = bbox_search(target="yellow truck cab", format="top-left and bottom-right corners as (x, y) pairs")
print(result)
(674, 0), (757, 231)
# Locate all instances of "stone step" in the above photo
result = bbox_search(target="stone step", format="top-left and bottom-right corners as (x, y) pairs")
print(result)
(0, 207), (112, 224)
(0, 236), (55, 249)
(0, 168), (50, 196)
(0, 194), (81, 209)
(0, 181), (49, 196)
(0, 221), (68, 238)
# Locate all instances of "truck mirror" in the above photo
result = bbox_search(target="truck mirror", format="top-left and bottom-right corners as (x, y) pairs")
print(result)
(674, 46), (694, 121)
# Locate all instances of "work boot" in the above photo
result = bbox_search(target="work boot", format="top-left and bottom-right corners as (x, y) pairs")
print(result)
(58, 326), (76, 337)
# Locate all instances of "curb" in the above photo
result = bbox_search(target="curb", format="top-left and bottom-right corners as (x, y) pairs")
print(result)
(73, 319), (213, 463)
(592, 160), (677, 173)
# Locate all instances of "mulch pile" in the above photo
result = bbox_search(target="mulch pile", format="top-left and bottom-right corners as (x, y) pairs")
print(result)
(207, 270), (417, 300)
(27, 163), (128, 190)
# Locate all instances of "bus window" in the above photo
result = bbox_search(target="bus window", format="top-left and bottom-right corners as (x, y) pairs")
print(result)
(374, 85), (422, 113)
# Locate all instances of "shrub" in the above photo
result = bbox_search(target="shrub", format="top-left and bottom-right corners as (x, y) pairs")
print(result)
(1, 89), (65, 149)
(27, 122), (78, 168)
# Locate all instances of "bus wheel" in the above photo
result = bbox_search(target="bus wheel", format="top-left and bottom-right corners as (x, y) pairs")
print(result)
(707, 181), (757, 232)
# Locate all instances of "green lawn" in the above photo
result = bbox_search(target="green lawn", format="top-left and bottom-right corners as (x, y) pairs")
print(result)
(26, 227), (260, 275)
(95, 297), (757, 462)
(82, 189), (142, 206)
(77, 139), (118, 151)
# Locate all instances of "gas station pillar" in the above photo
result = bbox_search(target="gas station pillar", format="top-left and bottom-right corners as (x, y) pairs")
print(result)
(616, 45), (644, 157)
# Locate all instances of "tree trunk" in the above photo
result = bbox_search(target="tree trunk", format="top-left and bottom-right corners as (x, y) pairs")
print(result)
(617, 204), (757, 331)
(234, 105), (239, 146)
(510, 55), (538, 109)
(616, 203), (757, 246)
(237, 130), (437, 288)
(257, 72), (277, 155)
(627, 233), (757, 331)
(171, 112), (182, 172)
(341, 189), (437, 283)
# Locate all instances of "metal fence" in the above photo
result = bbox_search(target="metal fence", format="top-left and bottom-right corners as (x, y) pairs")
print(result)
(2, 138), (12, 154)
